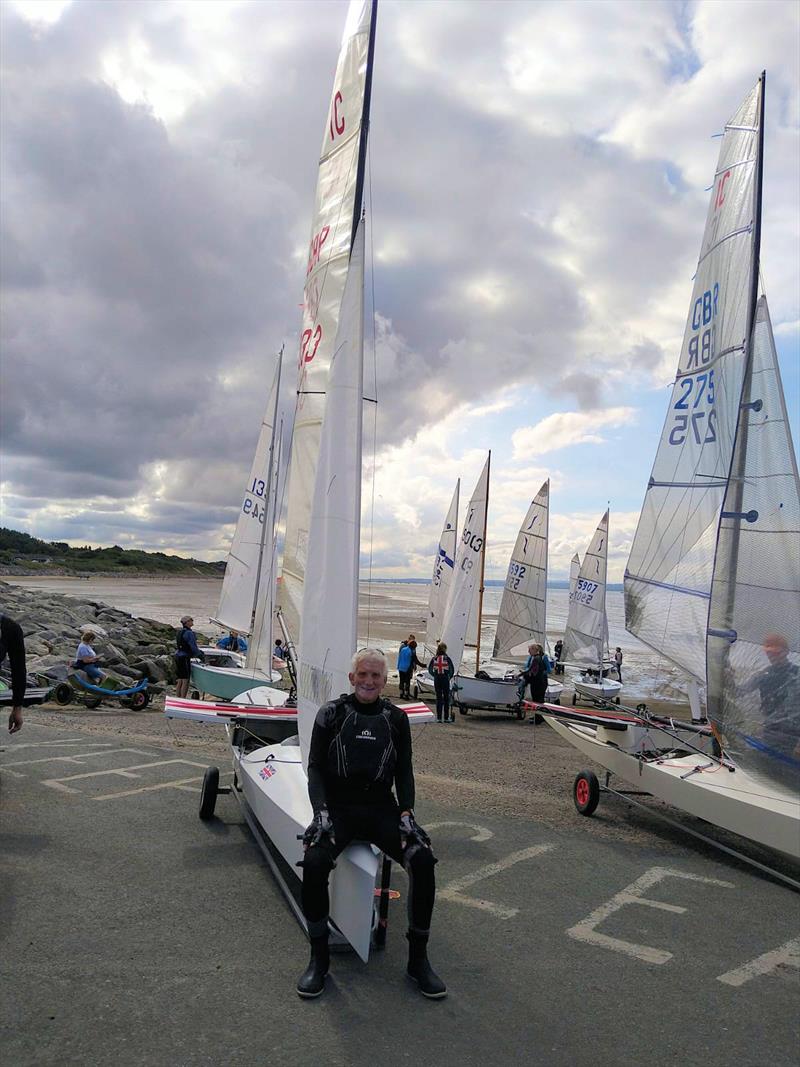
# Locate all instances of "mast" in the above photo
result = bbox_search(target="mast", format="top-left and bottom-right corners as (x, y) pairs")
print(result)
(544, 478), (550, 651)
(249, 345), (283, 634)
(475, 450), (490, 672)
(713, 70), (766, 642)
(351, 0), (378, 255)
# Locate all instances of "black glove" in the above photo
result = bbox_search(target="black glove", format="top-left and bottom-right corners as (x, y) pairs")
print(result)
(399, 811), (431, 860)
(300, 807), (335, 850)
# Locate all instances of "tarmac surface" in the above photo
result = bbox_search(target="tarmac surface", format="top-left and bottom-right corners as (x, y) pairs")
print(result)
(2, 721), (799, 1067)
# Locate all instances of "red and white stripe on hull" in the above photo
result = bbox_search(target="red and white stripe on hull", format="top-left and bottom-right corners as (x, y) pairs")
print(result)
(164, 695), (435, 726)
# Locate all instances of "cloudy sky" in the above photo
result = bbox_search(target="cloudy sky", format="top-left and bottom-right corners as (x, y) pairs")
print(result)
(1, 0), (798, 582)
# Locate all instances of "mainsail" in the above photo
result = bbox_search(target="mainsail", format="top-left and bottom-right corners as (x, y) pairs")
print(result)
(212, 353), (283, 640)
(441, 456), (490, 674)
(279, 0), (375, 645)
(568, 552), (580, 602)
(563, 511), (610, 669)
(423, 480), (459, 661)
(297, 221), (365, 762)
(625, 80), (762, 682)
(492, 480), (549, 661)
(707, 296), (800, 790)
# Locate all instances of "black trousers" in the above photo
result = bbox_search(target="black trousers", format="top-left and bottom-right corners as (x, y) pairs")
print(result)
(301, 801), (436, 933)
(433, 677), (450, 721)
(398, 668), (412, 695)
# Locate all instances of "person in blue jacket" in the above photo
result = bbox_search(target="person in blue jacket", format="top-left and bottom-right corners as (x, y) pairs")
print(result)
(397, 640), (413, 699)
(216, 630), (248, 653)
(175, 616), (205, 698)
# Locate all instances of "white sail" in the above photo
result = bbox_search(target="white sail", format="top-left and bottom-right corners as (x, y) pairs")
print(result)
(297, 220), (365, 763)
(441, 456), (490, 674)
(464, 567), (481, 652)
(212, 355), (282, 637)
(707, 295), (800, 791)
(625, 81), (762, 682)
(563, 511), (609, 669)
(279, 0), (374, 645)
(568, 552), (580, 601)
(493, 480), (549, 661)
(423, 480), (459, 661)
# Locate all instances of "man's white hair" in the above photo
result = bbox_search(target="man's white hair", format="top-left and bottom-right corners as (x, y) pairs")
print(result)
(350, 648), (388, 675)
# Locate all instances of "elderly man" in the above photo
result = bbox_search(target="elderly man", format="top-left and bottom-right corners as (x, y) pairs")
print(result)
(297, 648), (445, 1000)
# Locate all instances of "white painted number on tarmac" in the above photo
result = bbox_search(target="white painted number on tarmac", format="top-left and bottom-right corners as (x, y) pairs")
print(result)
(426, 821), (494, 842)
(439, 844), (554, 919)
(567, 866), (734, 965)
(717, 936), (800, 987)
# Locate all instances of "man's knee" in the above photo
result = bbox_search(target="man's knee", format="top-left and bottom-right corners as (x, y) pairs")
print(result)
(406, 844), (437, 876)
(301, 844), (336, 881)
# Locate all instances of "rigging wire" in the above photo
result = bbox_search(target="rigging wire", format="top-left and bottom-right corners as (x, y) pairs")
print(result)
(364, 133), (380, 646)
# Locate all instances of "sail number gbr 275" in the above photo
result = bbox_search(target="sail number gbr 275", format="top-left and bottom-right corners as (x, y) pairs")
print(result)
(669, 284), (719, 447)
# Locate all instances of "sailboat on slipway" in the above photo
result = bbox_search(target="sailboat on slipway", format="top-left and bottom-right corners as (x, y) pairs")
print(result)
(538, 73), (800, 866)
(166, 0), (433, 957)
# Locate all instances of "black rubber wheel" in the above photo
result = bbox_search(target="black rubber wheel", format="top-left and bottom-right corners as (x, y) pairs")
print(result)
(515, 704), (525, 720)
(54, 683), (73, 706)
(553, 698), (561, 706)
(129, 690), (149, 711)
(573, 770), (600, 816)
(458, 706), (468, 716)
(199, 766), (220, 821)
(83, 696), (102, 709)
(571, 692), (577, 706)
(615, 697), (621, 705)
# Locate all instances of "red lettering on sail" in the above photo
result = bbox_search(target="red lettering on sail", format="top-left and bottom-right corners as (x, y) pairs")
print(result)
(306, 226), (330, 277)
(300, 324), (323, 366)
(329, 90), (345, 140)
(714, 170), (731, 211)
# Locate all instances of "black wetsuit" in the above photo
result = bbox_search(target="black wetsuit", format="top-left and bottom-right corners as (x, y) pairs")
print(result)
(0, 614), (27, 706)
(302, 692), (436, 932)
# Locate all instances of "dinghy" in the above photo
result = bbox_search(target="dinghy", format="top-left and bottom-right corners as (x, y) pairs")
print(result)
(541, 73), (800, 864)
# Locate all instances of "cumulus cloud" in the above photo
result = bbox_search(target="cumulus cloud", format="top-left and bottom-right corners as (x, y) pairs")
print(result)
(512, 408), (636, 458)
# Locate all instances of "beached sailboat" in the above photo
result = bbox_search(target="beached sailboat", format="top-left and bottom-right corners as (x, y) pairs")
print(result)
(421, 480), (459, 663)
(191, 352), (287, 701)
(170, 0), (434, 959)
(540, 74), (800, 862)
(562, 510), (622, 704)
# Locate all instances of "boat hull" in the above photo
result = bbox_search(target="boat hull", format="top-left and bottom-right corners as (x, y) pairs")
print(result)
(572, 674), (623, 703)
(542, 710), (800, 860)
(190, 661), (284, 701)
(234, 740), (380, 962)
(416, 669), (562, 709)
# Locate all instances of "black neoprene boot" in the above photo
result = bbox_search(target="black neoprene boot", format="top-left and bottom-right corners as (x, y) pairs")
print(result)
(406, 931), (447, 999)
(296, 934), (330, 998)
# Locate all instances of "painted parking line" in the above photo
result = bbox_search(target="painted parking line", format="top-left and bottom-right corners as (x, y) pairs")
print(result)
(717, 936), (800, 987)
(567, 866), (735, 965)
(427, 821), (494, 842)
(42, 758), (211, 797)
(439, 844), (554, 919)
(2, 748), (153, 769)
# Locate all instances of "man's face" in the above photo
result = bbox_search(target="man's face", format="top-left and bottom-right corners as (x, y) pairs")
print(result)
(763, 636), (789, 665)
(350, 656), (387, 703)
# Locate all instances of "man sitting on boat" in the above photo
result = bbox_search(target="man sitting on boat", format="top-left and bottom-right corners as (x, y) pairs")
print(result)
(744, 633), (800, 772)
(215, 630), (248, 653)
(296, 648), (446, 1000)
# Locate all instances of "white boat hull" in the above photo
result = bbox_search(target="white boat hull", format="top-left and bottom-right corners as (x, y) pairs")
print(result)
(572, 674), (623, 703)
(416, 669), (562, 709)
(542, 710), (800, 860)
(234, 740), (380, 962)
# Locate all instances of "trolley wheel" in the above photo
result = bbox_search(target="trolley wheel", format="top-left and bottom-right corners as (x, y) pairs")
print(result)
(199, 766), (220, 821)
(54, 683), (73, 706)
(83, 696), (102, 709)
(412, 683), (419, 699)
(515, 704), (525, 720)
(129, 689), (149, 711)
(571, 692), (577, 706)
(458, 706), (468, 716)
(615, 697), (621, 705)
(552, 698), (561, 706)
(573, 770), (600, 816)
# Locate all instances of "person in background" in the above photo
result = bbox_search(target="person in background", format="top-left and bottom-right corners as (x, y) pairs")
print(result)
(1, 612), (27, 734)
(428, 642), (455, 723)
(519, 643), (547, 722)
(175, 616), (205, 699)
(745, 633), (800, 765)
(273, 638), (287, 669)
(396, 640), (412, 699)
(554, 639), (564, 675)
(75, 630), (107, 687)
(613, 647), (623, 683)
(216, 629), (248, 653)
(296, 649), (445, 1000)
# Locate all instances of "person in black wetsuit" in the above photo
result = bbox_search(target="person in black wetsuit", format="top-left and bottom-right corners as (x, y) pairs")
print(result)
(297, 648), (445, 1000)
(1, 613), (27, 734)
(174, 616), (205, 699)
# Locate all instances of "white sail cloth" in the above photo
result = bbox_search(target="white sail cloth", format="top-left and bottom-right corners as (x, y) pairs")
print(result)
(707, 296), (800, 790)
(440, 457), (489, 674)
(423, 481), (459, 661)
(493, 480), (549, 661)
(280, 0), (374, 646)
(213, 356), (282, 638)
(625, 82), (762, 682)
(297, 221), (365, 764)
(563, 511), (609, 669)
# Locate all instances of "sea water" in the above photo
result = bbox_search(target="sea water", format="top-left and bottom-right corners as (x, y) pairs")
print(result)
(3, 575), (690, 702)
